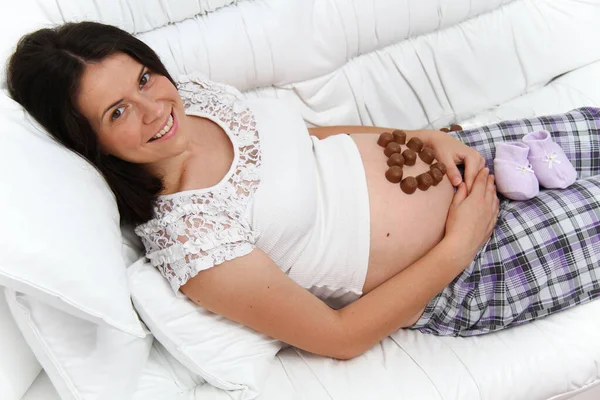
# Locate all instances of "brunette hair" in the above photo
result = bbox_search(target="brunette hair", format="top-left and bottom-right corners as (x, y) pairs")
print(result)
(6, 21), (177, 225)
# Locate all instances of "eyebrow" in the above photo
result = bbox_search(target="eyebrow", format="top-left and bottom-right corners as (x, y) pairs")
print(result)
(100, 65), (147, 121)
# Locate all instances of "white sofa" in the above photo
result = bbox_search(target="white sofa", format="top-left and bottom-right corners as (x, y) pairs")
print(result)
(2, 0), (600, 399)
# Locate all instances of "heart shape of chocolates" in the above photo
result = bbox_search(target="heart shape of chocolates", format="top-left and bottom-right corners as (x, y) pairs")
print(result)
(378, 130), (447, 194)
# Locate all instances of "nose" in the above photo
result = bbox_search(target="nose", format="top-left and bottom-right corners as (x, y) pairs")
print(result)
(139, 93), (164, 125)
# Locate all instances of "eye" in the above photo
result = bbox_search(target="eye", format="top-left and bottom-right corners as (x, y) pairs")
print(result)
(139, 71), (150, 88)
(111, 105), (126, 121)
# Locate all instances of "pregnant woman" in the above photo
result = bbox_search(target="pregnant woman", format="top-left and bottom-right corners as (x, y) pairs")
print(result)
(7, 21), (600, 360)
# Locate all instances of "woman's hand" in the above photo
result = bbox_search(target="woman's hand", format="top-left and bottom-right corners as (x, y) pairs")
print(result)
(444, 168), (500, 260)
(424, 130), (486, 192)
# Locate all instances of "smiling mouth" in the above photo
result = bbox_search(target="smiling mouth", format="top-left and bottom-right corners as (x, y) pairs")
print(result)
(149, 111), (174, 142)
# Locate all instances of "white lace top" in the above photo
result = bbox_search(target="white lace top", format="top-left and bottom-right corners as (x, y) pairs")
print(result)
(135, 73), (370, 308)
(134, 73), (261, 292)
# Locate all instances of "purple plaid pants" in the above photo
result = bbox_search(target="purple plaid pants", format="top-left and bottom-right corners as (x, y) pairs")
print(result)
(411, 107), (600, 336)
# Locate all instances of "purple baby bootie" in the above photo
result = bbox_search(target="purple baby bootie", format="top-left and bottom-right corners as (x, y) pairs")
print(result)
(522, 130), (577, 189)
(493, 142), (539, 200)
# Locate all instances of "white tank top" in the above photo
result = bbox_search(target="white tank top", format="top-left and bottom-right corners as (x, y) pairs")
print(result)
(135, 73), (370, 306)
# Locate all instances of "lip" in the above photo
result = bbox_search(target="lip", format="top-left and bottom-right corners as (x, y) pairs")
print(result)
(149, 110), (178, 143)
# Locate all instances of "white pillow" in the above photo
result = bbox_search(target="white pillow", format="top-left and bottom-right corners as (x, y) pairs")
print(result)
(0, 293), (41, 400)
(127, 258), (283, 400)
(0, 92), (145, 337)
(5, 288), (153, 400)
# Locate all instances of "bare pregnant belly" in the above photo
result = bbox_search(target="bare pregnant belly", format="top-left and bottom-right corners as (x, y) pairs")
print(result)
(350, 133), (455, 294)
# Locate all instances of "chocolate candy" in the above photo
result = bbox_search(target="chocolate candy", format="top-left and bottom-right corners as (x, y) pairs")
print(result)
(430, 162), (447, 175)
(400, 176), (418, 194)
(417, 173), (433, 191)
(450, 124), (463, 132)
(385, 166), (404, 183)
(377, 132), (394, 148)
(380, 135), (445, 194)
(402, 149), (417, 166)
(387, 153), (405, 168)
(430, 168), (444, 186)
(440, 127), (450, 133)
(406, 137), (424, 152)
(392, 129), (407, 145)
(418, 147), (435, 164)
(384, 142), (402, 157)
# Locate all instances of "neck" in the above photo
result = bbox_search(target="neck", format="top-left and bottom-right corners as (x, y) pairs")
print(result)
(147, 151), (190, 195)
(143, 116), (199, 195)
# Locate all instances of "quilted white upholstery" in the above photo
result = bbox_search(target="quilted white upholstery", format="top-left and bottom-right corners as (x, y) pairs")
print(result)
(3, 0), (600, 399)
(125, 0), (600, 131)
(3, 0), (600, 131)
(21, 301), (600, 400)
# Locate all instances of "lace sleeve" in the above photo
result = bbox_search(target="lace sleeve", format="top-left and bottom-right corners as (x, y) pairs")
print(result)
(135, 71), (260, 293)
(176, 71), (244, 104)
(134, 203), (256, 293)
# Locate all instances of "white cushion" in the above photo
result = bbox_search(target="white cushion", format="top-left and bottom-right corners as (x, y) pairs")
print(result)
(0, 92), (145, 337)
(127, 257), (282, 400)
(5, 289), (152, 400)
(135, 0), (600, 130)
(132, 340), (203, 400)
(0, 293), (41, 400)
(459, 60), (600, 130)
(21, 339), (207, 400)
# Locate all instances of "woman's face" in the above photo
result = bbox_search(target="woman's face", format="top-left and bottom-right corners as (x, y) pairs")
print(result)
(76, 53), (188, 166)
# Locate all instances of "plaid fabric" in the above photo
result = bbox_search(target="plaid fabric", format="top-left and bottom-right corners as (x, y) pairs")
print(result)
(411, 107), (600, 336)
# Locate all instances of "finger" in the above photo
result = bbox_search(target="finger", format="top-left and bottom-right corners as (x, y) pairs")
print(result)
(470, 167), (490, 198)
(491, 193), (500, 218)
(446, 163), (463, 187)
(464, 154), (485, 192)
(489, 198), (500, 232)
(486, 175), (496, 198)
(451, 182), (467, 207)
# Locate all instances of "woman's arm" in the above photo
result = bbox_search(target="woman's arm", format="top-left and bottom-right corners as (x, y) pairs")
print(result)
(182, 169), (498, 360)
(183, 235), (466, 360)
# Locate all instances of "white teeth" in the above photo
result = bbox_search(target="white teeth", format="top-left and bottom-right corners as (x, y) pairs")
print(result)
(152, 114), (173, 140)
